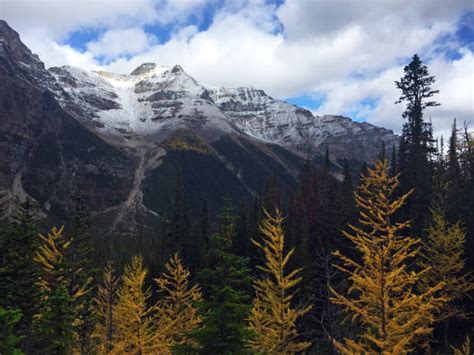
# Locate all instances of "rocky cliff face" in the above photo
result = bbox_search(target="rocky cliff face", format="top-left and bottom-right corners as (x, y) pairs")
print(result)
(0, 20), (134, 218)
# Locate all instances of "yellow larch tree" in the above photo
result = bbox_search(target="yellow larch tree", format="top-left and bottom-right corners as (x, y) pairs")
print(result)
(419, 207), (474, 348)
(34, 226), (91, 353)
(112, 255), (156, 354)
(248, 208), (312, 354)
(451, 337), (471, 355)
(93, 261), (120, 354)
(35, 226), (70, 294)
(330, 160), (444, 354)
(153, 253), (202, 353)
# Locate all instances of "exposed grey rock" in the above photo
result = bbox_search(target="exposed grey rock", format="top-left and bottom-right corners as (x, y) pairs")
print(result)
(130, 62), (156, 76)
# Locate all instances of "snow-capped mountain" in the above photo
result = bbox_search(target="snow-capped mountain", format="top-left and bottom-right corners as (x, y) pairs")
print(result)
(49, 63), (236, 140)
(48, 62), (398, 162)
(0, 18), (397, 231)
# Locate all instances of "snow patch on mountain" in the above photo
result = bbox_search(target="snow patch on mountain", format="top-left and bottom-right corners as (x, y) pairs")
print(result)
(47, 62), (398, 160)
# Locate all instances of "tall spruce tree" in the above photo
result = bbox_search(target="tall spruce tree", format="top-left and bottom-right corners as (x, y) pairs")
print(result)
(0, 197), (39, 353)
(0, 306), (23, 354)
(190, 200), (253, 353)
(68, 193), (95, 353)
(395, 53), (439, 234)
(34, 226), (78, 354)
(446, 119), (462, 223)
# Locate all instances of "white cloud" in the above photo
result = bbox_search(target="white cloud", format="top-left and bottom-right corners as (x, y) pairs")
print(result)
(87, 28), (156, 58)
(21, 33), (100, 70)
(315, 49), (474, 137)
(154, 0), (216, 25)
(1, 0), (472, 136)
(1, 0), (158, 40)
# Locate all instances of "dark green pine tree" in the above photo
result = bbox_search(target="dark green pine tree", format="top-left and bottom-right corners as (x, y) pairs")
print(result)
(341, 158), (356, 226)
(247, 193), (263, 267)
(190, 199), (254, 353)
(37, 285), (75, 354)
(0, 306), (23, 354)
(67, 193), (96, 353)
(446, 119), (462, 223)
(378, 141), (386, 162)
(169, 167), (191, 264)
(0, 197), (39, 353)
(395, 53), (439, 234)
(457, 124), (474, 271)
(196, 198), (210, 269)
(233, 201), (253, 259)
(316, 148), (344, 251)
(390, 144), (397, 176)
(293, 158), (316, 293)
(263, 171), (281, 213)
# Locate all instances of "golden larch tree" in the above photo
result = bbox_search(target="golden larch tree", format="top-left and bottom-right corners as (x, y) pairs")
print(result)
(330, 160), (444, 354)
(153, 253), (202, 353)
(113, 255), (156, 354)
(93, 261), (120, 354)
(451, 337), (471, 355)
(35, 226), (73, 296)
(34, 226), (90, 353)
(419, 208), (474, 348)
(248, 208), (312, 354)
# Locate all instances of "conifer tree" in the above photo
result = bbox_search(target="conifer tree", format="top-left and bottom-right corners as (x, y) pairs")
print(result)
(154, 253), (202, 353)
(451, 337), (471, 355)
(68, 193), (95, 352)
(446, 119), (463, 223)
(93, 261), (119, 354)
(419, 207), (474, 350)
(191, 200), (253, 353)
(197, 198), (210, 268)
(234, 201), (254, 260)
(390, 144), (397, 176)
(0, 197), (39, 352)
(170, 167), (190, 259)
(341, 158), (356, 225)
(330, 161), (443, 354)
(34, 226), (79, 354)
(0, 306), (23, 354)
(263, 171), (281, 213)
(248, 209), (312, 353)
(113, 255), (156, 354)
(395, 54), (439, 234)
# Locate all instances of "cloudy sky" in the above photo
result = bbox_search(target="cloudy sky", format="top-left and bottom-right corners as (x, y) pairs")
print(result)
(2, 0), (473, 137)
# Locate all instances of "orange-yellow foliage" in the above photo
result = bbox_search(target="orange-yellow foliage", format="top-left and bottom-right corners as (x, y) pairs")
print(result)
(420, 209), (474, 322)
(112, 255), (156, 354)
(330, 160), (444, 354)
(153, 253), (202, 353)
(93, 261), (119, 354)
(248, 209), (312, 354)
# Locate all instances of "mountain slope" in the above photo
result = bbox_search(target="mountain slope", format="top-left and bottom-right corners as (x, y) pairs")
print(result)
(0, 20), (134, 218)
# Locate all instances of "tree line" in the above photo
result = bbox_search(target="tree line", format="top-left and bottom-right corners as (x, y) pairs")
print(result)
(1, 54), (473, 354)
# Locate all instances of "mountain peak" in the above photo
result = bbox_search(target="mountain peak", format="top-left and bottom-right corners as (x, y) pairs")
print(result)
(0, 20), (19, 40)
(0, 19), (44, 68)
(130, 62), (157, 76)
(171, 64), (183, 73)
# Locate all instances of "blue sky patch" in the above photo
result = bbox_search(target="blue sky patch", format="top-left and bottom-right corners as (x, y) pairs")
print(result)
(286, 93), (326, 111)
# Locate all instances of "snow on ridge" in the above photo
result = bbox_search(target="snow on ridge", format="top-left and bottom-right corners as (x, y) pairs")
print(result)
(49, 62), (397, 156)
